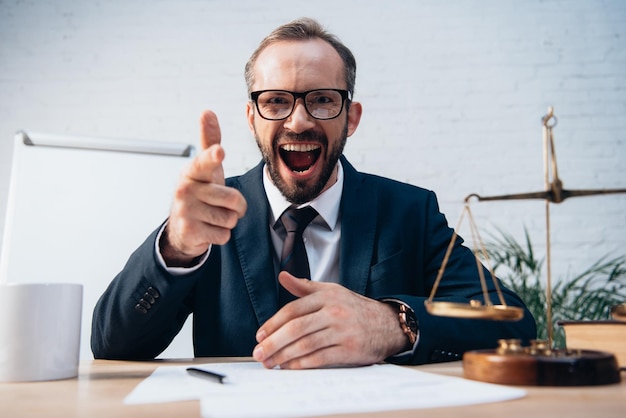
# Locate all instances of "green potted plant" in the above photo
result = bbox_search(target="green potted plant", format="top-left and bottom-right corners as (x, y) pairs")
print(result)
(482, 228), (626, 348)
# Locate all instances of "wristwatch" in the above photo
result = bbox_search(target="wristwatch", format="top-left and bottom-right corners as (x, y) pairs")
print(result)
(397, 303), (418, 346)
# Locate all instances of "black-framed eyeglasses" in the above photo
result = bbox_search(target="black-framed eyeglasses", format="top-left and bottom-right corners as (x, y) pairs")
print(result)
(250, 89), (351, 121)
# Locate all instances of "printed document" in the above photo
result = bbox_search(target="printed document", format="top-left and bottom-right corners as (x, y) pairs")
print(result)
(124, 362), (525, 417)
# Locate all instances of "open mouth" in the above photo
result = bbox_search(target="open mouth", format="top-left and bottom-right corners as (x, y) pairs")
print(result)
(279, 143), (322, 173)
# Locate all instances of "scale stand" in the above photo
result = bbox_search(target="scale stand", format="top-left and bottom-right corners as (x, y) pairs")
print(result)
(426, 107), (625, 386)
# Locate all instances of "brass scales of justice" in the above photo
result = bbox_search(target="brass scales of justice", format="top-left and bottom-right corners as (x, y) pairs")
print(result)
(424, 107), (626, 386)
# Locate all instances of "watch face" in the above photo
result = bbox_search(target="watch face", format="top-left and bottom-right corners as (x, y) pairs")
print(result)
(407, 315), (417, 331)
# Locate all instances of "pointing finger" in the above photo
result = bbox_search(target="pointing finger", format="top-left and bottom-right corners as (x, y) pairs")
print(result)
(200, 110), (222, 151)
(187, 144), (225, 184)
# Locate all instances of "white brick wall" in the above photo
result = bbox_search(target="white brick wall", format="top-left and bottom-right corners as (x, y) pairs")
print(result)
(1, 0), (625, 282)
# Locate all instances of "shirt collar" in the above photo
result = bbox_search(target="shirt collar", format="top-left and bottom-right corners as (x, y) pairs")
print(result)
(263, 161), (343, 231)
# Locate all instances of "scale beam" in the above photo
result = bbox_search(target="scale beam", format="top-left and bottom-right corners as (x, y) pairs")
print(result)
(467, 188), (626, 204)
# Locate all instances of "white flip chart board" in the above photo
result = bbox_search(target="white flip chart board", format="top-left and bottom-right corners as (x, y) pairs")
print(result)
(0, 131), (195, 359)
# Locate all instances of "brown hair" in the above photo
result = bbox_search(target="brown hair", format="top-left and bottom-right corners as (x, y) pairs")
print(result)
(244, 18), (357, 97)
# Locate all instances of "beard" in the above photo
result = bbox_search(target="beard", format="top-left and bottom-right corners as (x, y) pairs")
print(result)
(254, 122), (348, 205)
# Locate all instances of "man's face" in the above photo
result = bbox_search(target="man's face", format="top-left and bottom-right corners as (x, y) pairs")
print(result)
(246, 39), (362, 204)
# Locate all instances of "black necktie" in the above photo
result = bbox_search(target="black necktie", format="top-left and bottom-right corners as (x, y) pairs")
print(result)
(278, 206), (318, 305)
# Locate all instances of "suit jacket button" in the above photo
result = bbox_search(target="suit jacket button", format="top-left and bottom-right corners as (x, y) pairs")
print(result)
(135, 303), (148, 314)
(138, 299), (151, 310)
(146, 287), (160, 299)
(143, 292), (155, 304)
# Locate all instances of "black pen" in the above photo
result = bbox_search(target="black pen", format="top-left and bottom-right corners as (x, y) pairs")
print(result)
(186, 367), (227, 384)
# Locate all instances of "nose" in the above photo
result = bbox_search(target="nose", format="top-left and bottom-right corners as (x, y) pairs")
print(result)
(284, 99), (316, 133)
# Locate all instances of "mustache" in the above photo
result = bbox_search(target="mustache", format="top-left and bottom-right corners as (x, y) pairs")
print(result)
(279, 130), (327, 144)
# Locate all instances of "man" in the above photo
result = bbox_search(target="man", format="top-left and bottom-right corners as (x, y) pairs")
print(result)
(92, 18), (536, 369)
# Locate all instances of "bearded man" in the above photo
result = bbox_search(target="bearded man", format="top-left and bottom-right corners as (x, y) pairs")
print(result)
(92, 18), (536, 368)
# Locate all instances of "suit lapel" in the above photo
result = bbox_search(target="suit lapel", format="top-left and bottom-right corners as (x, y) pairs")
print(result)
(338, 157), (377, 294)
(229, 161), (279, 326)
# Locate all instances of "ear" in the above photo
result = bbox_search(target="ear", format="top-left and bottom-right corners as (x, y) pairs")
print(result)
(346, 101), (362, 137)
(246, 101), (256, 135)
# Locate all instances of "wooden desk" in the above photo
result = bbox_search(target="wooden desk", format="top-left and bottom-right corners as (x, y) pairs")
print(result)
(1, 358), (624, 417)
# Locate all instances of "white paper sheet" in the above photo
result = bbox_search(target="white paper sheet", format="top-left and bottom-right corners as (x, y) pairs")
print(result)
(124, 362), (525, 417)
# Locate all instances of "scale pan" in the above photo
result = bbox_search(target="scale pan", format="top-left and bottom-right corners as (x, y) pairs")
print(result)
(425, 301), (524, 321)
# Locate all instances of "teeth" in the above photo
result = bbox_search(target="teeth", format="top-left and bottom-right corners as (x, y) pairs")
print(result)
(280, 144), (320, 152)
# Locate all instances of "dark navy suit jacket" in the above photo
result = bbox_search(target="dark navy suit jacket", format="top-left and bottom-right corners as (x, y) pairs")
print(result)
(91, 156), (536, 364)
